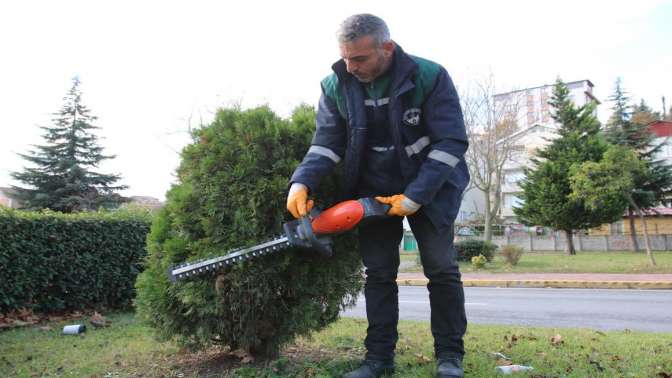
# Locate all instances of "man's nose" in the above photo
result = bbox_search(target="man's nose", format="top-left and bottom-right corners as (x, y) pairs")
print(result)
(345, 59), (357, 73)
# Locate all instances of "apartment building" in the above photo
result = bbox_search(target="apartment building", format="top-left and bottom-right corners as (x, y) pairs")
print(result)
(0, 187), (20, 209)
(495, 80), (599, 221)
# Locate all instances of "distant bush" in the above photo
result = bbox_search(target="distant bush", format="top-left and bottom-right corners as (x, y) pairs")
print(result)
(471, 254), (487, 269)
(0, 208), (152, 313)
(500, 245), (525, 266)
(455, 240), (498, 262)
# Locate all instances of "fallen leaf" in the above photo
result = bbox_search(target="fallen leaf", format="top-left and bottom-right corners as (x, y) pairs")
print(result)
(495, 358), (512, 366)
(90, 312), (109, 328)
(18, 308), (32, 319)
(12, 320), (29, 327)
(550, 334), (563, 345)
(231, 349), (254, 364)
(39, 326), (52, 331)
(415, 353), (431, 364)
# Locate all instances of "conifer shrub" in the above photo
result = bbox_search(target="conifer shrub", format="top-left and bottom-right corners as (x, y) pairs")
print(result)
(134, 106), (361, 357)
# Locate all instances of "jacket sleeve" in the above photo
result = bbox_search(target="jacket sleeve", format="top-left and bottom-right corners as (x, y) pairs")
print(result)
(403, 68), (468, 205)
(289, 84), (347, 192)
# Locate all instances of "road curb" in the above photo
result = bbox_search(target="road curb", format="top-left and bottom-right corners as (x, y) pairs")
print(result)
(396, 279), (672, 290)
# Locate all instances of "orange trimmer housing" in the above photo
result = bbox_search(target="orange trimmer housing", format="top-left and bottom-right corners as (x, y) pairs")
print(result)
(311, 197), (391, 235)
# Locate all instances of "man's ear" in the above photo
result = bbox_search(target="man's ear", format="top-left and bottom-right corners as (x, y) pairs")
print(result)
(381, 41), (395, 57)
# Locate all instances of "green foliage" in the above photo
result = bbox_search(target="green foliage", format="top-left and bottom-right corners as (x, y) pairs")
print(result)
(515, 79), (610, 236)
(134, 105), (362, 358)
(454, 240), (497, 262)
(604, 79), (672, 210)
(0, 208), (152, 313)
(499, 245), (524, 266)
(470, 254), (487, 269)
(11, 77), (127, 212)
(570, 146), (647, 213)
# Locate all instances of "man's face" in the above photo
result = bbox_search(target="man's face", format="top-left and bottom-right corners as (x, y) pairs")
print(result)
(339, 35), (394, 83)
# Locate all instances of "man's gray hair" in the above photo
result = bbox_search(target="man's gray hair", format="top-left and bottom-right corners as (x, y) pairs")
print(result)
(337, 14), (390, 45)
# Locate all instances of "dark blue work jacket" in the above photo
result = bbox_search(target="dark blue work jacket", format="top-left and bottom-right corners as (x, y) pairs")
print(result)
(290, 44), (469, 230)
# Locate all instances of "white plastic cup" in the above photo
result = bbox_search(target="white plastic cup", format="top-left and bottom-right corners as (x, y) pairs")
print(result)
(62, 324), (86, 335)
(495, 365), (534, 375)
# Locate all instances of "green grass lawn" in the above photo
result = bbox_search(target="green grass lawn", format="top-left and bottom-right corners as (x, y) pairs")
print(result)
(400, 251), (672, 274)
(1, 312), (670, 377)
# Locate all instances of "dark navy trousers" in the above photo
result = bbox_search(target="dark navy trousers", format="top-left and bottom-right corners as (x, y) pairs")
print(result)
(358, 210), (467, 361)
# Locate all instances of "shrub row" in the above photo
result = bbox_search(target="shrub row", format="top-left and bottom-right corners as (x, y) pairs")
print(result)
(0, 208), (152, 313)
(455, 239), (498, 262)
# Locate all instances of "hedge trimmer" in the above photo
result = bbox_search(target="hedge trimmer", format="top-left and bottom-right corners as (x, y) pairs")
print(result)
(168, 198), (390, 282)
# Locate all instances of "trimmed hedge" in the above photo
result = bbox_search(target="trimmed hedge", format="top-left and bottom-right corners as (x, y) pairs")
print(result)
(0, 208), (152, 313)
(455, 239), (498, 262)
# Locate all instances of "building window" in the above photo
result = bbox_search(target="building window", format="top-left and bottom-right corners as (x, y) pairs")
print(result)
(505, 170), (525, 184)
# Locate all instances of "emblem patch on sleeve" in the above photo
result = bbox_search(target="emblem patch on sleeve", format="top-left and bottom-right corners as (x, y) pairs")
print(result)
(403, 108), (422, 126)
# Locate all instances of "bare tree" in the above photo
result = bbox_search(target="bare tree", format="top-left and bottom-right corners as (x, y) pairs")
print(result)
(461, 75), (522, 242)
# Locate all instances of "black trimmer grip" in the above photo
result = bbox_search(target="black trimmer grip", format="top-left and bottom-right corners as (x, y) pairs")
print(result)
(358, 197), (392, 225)
(283, 216), (333, 257)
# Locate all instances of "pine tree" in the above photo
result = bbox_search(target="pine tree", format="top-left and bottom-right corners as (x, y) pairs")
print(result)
(605, 79), (672, 250)
(11, 77), (126, 212)
(515, 79), (611, 255)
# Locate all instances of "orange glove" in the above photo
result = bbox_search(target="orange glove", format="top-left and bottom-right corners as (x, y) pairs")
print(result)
(375, 194), (421, 217)
(286, 183), (314, 219)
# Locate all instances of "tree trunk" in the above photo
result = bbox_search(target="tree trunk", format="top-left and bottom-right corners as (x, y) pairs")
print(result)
(627, 208), (640, 252)
(484, 193), (493, 243)
(628, 197), (656, 266)
(564, 229), (576, 255)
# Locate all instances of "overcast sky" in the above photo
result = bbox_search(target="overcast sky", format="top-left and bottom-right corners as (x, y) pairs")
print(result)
(1, 0), (670, 200)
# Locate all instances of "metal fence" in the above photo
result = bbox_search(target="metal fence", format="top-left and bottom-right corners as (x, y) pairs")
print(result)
(457, 233), (672, 252)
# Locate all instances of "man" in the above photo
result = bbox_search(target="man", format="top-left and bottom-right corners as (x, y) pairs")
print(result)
(287, 14), (469, 378)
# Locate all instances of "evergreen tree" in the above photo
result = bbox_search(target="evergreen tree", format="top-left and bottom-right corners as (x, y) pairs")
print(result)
(631, 99), (661, 126)
(604, 79), (672, 250)
(515, 79), (610, 255)
(11, 77), (126, 212)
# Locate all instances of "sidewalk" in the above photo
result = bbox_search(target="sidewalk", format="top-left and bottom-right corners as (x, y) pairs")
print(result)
(396, 272), (672, 289)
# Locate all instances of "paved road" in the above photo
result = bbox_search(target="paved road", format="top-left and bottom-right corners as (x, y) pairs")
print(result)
(341, 286), (672, 332)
